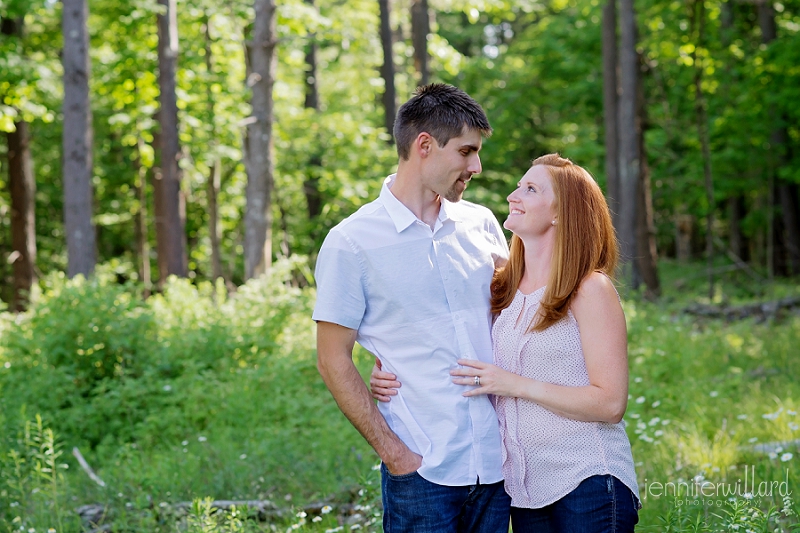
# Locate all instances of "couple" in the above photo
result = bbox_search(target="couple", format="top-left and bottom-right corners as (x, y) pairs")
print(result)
(314, 83), (639, 533)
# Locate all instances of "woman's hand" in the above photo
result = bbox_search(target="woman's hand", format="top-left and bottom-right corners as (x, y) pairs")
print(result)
(450, 359), (524, 398)
(369, 358), (401, 402)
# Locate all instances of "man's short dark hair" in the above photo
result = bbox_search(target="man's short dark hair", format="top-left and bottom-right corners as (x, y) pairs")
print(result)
(393, 83), (492, 161)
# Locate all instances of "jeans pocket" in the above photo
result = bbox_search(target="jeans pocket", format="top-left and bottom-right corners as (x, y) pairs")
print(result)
(382, 463), (420, 481)
(631, 489), (642, 511)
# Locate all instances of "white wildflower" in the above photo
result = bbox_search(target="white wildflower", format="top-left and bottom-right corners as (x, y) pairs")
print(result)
(781, 453), (793, 462)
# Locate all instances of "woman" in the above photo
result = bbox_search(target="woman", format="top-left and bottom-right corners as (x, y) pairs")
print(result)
(371, 154), (640, 532)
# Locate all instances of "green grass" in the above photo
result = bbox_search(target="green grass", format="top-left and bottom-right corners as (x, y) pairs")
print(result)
(0, 258), (799, 532)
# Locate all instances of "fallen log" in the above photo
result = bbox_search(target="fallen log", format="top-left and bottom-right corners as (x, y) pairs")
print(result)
(685, 296), (800, 321)
(76, 498), (363, 530)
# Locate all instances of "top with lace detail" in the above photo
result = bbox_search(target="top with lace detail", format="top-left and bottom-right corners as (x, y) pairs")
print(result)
(492, 285), (640, 509)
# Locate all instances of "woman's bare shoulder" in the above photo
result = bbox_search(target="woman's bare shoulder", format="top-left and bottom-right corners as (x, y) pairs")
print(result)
(572, 272), (621, 316)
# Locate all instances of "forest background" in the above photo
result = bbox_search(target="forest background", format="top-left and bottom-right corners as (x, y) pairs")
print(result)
(0, 0), (799, 531)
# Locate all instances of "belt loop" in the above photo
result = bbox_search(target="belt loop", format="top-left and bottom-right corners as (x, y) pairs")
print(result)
(607, 476), (613, 493)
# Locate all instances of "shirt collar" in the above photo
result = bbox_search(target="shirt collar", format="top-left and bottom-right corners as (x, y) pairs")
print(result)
(379, 175), (462, 233)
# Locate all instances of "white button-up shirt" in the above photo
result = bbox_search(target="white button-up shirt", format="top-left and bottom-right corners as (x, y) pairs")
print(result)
(313, 175), (509, 486)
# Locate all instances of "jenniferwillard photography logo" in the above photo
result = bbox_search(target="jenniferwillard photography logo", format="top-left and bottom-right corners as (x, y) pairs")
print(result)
(643, 467), (792, 507)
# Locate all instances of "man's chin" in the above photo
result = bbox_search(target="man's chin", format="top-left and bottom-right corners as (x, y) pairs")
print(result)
(444, 182), (468, 202)
(443, 190), (464, 203)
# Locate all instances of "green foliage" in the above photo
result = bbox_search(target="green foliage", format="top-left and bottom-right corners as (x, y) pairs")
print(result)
(0, 261), (798, 532)
(2, 0), (799, 288)
(0, 257), (317, 452)
(0, 415), (81, 533)
(0, 257), (375, 532)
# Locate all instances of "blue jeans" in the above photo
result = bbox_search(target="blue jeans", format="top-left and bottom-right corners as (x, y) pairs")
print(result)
(381, 463), (511, 533)
(510, 475), (639, 533)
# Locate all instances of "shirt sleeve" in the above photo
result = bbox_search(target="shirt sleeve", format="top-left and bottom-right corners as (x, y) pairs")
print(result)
(312, 229), (366, 330)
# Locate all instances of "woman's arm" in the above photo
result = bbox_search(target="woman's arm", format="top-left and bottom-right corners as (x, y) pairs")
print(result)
(451, 272), (629, 424)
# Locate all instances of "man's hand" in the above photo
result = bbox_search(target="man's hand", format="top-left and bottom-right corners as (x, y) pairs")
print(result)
(384, 448), (423, 476)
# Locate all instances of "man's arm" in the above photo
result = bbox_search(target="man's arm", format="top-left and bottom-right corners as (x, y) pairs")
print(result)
(316, 321), (422, 475)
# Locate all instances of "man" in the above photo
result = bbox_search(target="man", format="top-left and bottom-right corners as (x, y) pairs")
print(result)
(313, 83), (510, 532)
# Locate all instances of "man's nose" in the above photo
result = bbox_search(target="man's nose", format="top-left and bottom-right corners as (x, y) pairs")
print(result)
(468, 154), (482, 175)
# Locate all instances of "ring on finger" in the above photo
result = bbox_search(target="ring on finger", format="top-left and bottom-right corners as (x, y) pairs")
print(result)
(474, 375), (481, 386)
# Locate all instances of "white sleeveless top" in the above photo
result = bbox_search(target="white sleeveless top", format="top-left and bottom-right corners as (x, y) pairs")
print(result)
(492, 286), (640, 509)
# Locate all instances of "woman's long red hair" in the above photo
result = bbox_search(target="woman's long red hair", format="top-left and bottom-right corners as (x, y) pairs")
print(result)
(490, 154), (619, 331)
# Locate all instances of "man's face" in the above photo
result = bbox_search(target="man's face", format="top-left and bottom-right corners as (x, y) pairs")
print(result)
(422, 128), (483, 203)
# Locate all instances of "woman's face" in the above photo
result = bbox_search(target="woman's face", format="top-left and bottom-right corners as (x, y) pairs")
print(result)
(503, 165), (557, 239)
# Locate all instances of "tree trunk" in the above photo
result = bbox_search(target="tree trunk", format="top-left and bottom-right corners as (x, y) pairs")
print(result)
(204, 13), (224, 281)
(719, 0), (748, 264)
(208, 160), (223, 280)
(758, 3), (800, 275)
(411, 0), (430, 86)
(133, 136), (152, 294)
(378, 0), (396, 142)
(617, 0), (640, 287)
(676, 214), (694, 262)
(728, 196), (748, 262)
(244, 0), (277, 280)
(692, 0), (716, 299)
(156, 0), (187, 281)
(7, 121), (36, 312)
(636, 59), (660, 298)
(778, 181), (800, 274)
(62, 0), (96, 278)
(303, 0), (320, 112)
(2, 17), (36, 311)
(303, 0), (323, 222)
(601, 0), (619, 227)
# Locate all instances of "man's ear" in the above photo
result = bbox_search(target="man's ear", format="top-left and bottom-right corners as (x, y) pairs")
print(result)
(416, 132), (433, 158)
